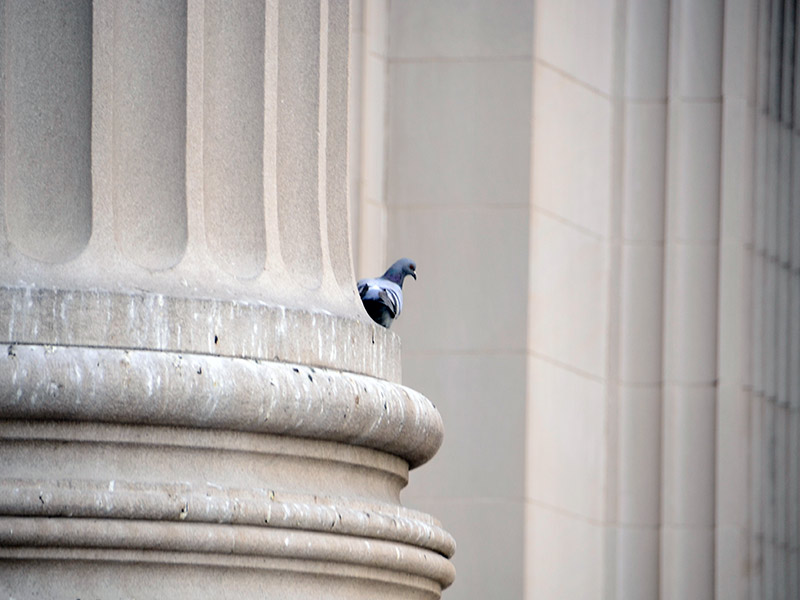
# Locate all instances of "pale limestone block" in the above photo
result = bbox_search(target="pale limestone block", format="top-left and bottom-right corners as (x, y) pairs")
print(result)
(532, 63), (612, 237)
(791, 276), (800, 408)
(355, 200), (387, 280)
(623, 0), (670, 100)
(361, 53), (387, 203)
(526, 503), (604, 600)
(750, 394), (765, 595)
(203, 0), (267, 279)
(777, 272), (791, 406)
(722, 0), (758, 100)
(529, 209), (608, 377)
(527, 357), (606, 522)
(671, 0), (724, 98)
(762, 401), (777, 594)
(660, 526), (715, 599)
(774, 412), (790, 600)
(764, 120), (781, 258)
(715, 527), (750, 600)
(401, 354), (525, 499)
(764, 260), (778, 399)
(388, 205), (529, 352)
(661, 385), (716, 526)
(388, 60), (532, 208)
(349, 0), (364, 33)
(533, 0), (615, 95)
(2, 0), (92, 263)
(789, 411), (800, 596)
(616, 525), (660, 600)
(716, 233), (749, 387)
(751, 255), (766, 396)
(752, 114), (770, 252)
(662, 242), (720, 384)
(777, 128), (793, 265)
(617, 385), (661, 526)
(325, 0), (354, 290)
(619, 243), (664, 385)
(719, 99), (755, 245)
(667, 102), (722, 242)
(715, 387), (752, 527)
(755, 0), (772, 110)
(276, 0), (324, 289)
(365, 0), (388, 56)
(621, 102), (668, 243)
(388, 0), (533, 59)
(750, 394), (765, 537)
(793, 134), (800, 269)
(112, 0), (188, 271)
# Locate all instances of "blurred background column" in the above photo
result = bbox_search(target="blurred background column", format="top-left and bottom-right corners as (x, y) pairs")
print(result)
(351, 0), (798, 598)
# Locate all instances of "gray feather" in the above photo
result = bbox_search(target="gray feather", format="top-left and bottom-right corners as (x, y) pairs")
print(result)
(357, 258), (417, 328)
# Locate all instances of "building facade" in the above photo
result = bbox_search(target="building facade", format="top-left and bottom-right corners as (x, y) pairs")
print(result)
(350, 0), (798, 598)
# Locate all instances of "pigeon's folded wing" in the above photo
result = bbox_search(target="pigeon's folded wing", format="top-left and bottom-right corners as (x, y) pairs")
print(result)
(357, 278), (403, 318)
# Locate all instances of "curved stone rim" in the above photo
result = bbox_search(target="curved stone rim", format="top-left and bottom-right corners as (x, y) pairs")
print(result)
(1, 478), (456, 558)
(0, 286), (401, 382)
(0, 516), (456, 589)
(0, 344), (443, 468)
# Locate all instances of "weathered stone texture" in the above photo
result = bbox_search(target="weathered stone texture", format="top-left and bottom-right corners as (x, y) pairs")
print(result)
(0, 1), (453, 597)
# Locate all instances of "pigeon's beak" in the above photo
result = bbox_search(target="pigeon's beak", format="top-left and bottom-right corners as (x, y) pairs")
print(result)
(411, 271), (417, 280)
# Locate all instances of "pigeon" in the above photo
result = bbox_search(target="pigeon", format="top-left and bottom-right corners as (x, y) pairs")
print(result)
(357, 258), (417, 328)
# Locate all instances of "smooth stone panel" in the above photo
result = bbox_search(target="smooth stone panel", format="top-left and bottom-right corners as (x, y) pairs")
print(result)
(662, 242), (720, 384)
(389, 205), (529, 353)
(387, 60), (532, 208)
(532, 63), (613, 237)
(619, 243), (664, 384)
(660, 526), (715, 599)
(667, 102), (722, 242)
(325, 0), (353, 290)
(529, 210), (608, 378)
(277, 0), (323, 289)
(624, 0), (670, 100)
(527, 357), (606, 522)
(618, 386), (662, 526)
(622, 102), (667, 243)
(616, 526), (660, 600)
(388, 0), (533, 59)
(203, 0), (267, 279)
(672, 0), (724, 98)
(526, 503), (605, 600)
(533, 0), (615, 95)
(112, 0), (188, 271)
(661, 385), (716, 526)
(2, 0), (92, 263)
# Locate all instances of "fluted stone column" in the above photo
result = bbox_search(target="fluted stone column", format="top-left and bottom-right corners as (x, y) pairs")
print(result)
(0, 1), (454, 598)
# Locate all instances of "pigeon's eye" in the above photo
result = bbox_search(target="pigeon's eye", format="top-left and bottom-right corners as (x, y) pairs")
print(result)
(410, 264), (416, 271)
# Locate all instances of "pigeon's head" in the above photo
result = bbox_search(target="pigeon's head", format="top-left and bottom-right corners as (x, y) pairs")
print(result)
(385, 257), (417, 284)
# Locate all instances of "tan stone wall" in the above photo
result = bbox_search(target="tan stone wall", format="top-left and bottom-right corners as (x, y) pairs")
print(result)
(352, 0), (799, 598)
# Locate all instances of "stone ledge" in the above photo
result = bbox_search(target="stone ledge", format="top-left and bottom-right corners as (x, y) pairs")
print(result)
(0, 286), (400, 382)
(0, 547), (444, 599)
(0, 517), (456, 591)
(1, 478), (455, 558)
(0, 344), (442, 467)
